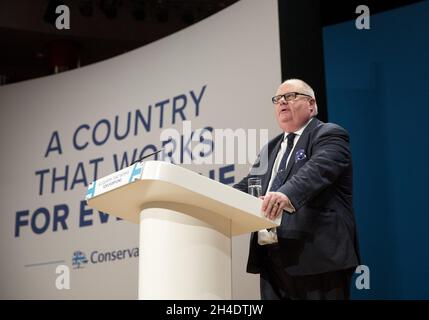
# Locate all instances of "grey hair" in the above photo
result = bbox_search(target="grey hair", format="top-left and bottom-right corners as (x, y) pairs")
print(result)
(282, 78), (318, 116)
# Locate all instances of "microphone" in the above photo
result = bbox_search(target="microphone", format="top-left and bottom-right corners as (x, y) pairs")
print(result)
(130, 148), (164, 166)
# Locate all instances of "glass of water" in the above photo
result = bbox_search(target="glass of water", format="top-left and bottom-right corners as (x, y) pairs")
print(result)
(248, 177), (262, 198)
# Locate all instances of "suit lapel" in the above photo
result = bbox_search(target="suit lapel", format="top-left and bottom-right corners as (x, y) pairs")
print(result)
(282, 118), (321, 182)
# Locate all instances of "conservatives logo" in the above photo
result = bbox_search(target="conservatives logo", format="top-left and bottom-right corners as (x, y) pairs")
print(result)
(72, 247), (139, 269)
(72, 251), (88, 269)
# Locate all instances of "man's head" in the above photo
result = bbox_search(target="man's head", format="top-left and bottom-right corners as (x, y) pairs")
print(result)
(272, 79), (317, 133)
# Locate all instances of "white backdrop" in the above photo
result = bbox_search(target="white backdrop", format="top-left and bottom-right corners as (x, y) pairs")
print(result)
(0, 0), (281, 299)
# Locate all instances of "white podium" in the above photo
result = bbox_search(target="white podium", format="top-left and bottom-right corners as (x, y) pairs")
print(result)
(86, 160), (278, 299)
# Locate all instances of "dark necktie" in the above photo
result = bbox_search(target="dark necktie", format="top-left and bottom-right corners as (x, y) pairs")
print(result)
(269, 133), (296, 192)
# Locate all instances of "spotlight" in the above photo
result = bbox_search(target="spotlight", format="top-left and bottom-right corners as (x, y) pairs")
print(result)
(156, 7), (169, 23)
(79, 0), (93, 17)
(132, 0), (146, 21)
(100, 0), (119, 19)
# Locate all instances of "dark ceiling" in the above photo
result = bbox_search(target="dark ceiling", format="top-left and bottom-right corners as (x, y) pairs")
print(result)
(0, 0), (423, 85)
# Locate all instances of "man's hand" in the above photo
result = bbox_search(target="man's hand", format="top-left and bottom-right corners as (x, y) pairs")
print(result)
(260, 192), (295, 220)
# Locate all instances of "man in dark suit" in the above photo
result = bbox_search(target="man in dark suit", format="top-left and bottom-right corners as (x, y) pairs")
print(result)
(233, 79), (360, 300)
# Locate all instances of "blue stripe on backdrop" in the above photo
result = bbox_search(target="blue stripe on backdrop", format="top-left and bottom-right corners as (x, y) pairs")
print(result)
(323, 1), (429, 299)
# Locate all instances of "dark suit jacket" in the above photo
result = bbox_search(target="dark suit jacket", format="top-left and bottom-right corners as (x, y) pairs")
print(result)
(233, 118), (360, 276)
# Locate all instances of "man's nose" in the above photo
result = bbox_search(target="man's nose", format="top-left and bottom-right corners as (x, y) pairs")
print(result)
(279, 97), (288, 105)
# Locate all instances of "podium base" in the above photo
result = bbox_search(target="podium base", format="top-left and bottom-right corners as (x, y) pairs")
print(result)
(138, 207), (232, 299)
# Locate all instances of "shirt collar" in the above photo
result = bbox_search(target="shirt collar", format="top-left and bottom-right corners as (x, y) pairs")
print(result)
(283, 117), (314, 141)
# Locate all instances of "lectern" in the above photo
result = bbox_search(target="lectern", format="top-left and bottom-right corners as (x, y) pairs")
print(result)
(86, 160), (278, 299)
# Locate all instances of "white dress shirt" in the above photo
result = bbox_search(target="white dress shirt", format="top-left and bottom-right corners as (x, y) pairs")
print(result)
(258, 118), (313, 245)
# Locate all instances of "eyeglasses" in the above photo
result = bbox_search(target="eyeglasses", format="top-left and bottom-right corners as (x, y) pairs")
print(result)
(271, 92), (312, 104)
